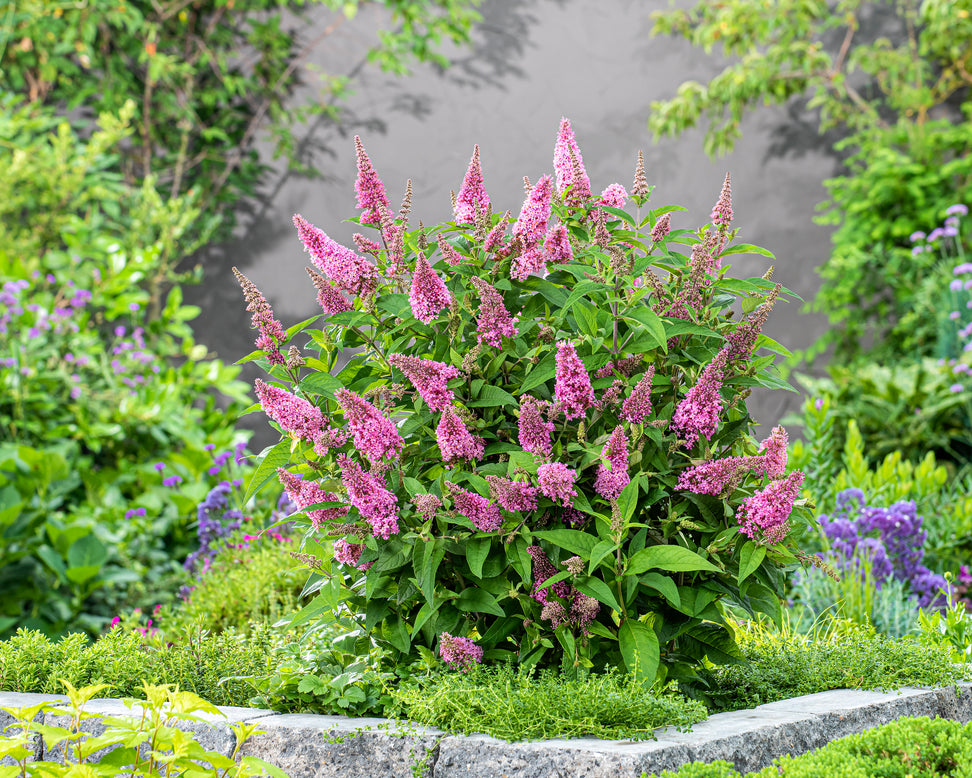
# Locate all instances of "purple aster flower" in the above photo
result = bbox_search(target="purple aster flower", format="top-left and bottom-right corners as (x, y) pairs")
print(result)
(163, 475), (183, 487)
(354, 136), (390, 226)
(554, 340), (595, 420)
(909, 230), (926, 243)
(409, 251), (452, 324)
(946, 204), (969, 217)
(454, 144), (490, 223)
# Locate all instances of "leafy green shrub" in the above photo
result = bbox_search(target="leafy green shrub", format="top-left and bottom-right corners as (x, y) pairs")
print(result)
(696, 620), (966, 713)
(241, 120), (816, 686)
(0, 627), (276, 708)
(395, 664), (707, 741)
(0, 682), (286, 778)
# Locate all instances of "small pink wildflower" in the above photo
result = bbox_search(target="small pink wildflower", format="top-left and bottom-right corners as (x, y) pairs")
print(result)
(518, 395), (555, 457)
(598, 183), (627, 210)
(254, 379), (323, 443)
(710, 172), (733, 228)
(446, 482), (502, 532)
(542, 223), (574, 265)
(512, 175), (553, 252)
(620, 365), (655, 423)
(335, 387), (403, 461)
(293, 214), (379, 299)
(333, 538), (365, 568)
(537, 462), (577, 506)
(234, 268), (286, 365)
(594, 425), (630, 502)
(439, 632), (483, 672)
(354, 136), (390, 226)
(757, 426), (788, 479)
(737, 470), (804, 546)
(436, 406), (485, 463)
(672, 348), (729, 448)
(338, 455), (399, 539)
(650, 214), (671, 243)
(454, 145), (490, 223)
(553, 117), (591, 206)
(470, 275), (518, 346)
(486, 475), (539, 512)
(276, 468), (348, 529)
(554, 340), (595, 420)
(388, 353), (460, 411)
(409, 251), (452, 324)
(306, 266), (352, 316)
(437, 236), (470, 267)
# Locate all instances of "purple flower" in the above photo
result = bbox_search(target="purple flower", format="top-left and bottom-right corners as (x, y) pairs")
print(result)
(737, 470), (804, 545)
(124, 507), (147, 519)
(527, 544), (572, 604)
(277, 468), (348, 529)
(512, 175), (553, 256)
(909, 230), (926, 243)
(709, 172), (733, 228)
(335, 387), (403, 462)
(946, 204), (969, 216)
(518, 395), (555, 458)
(620, 365), (655, 423)
(436, 406), (485, 463)
(486, 475), (539, 512)
(536, 462), (577, 506)
(154, 462), (165, 471)
(950, 383), (965, 393)
(409, 251), (452, 324)
(956, 263), (972, 275)
(388, 353), (460, 411)
(438, 632), (483, 672)
(446, 482), (502, 532)
(951, 279), (964, 291)
(598, 183), (627, 210)
(163, 475), (183, 487)
(542, 223), (574, 266)
(454, 144), (490, 223)
(129, 302), (140, 312)
(554, 340), (595, 420)
(594, 425), (630, 502)
(944, 226), (959, 237)
(353, 136), (390, 226)
(672, 348), (729, 448)
(293, 213), (379, 299)
(338, 455), (399, 538)
(470, 275), (518, 347)
(254, 379), (324, 444)
(929, 227), (945, 242)
(306, 267), (353, 316)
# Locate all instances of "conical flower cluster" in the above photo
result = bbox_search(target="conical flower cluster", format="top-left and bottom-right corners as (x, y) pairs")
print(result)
(254, 379), (323, 443)
(537, 462), (577, 506)
(511, 175), (553, 280)
(454, 145), (490, 223)
(276, 468), (348, 528)
(553, 117), (591, 206)
(436, 406), (485, 463)
(234, 268), (286, 365)
(338, 454), (399, 539)
(388, 353), (460, 411)
(293, 214), (379, 298)
(354, 136), (390, 226)
(620, 365), (655, 423)
(335, 387), (403, 461)
(542, 223), (573, 265)
(470, 275), (518, 347)
(446, 482), (502, 532)
(486, 475), (539, 512)
(306, 266), (352, 316)
(409, 252), (452, 324)
(554, 340), (595, 420)
(671, 348), (729, 448)
(518, 395), (555, 457)
(737, 470), (804, 546)
(594, 425), (630, 502)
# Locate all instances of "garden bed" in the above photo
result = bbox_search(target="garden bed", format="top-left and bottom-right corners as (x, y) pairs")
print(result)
(4, 682), (971, 777)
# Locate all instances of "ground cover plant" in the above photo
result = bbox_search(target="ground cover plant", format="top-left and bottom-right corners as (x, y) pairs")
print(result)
(240, 118), (821, 691)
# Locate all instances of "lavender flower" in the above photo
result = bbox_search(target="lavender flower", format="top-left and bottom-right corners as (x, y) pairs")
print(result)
(454, 145), (490, 223)
(554, 340), (595, 420)
(409, 251), (452, 324)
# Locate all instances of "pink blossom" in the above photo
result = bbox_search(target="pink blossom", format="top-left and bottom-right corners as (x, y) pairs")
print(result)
(353, 233), (382, 255)
(737, 470), (804, 546)
(409, 251), (452, 324)
(528, 544), (572, 603)
(537, 462), (577, 506)
(542, 224), (574, 265)
(671, 348), (729, 448)
(436, 406), (485, 463)
(512, 175), (553, 252)
(757, 426), (788, 479)
(313, 427), (348, 457)
(437, 236), (470, 267)
(439, 632), (483, 672)
(276, 468), (348, 529)
(254, 379), (324, 443)
(710, 172), (733, 228)
(483, 211), (510, 253)
(677, 457), (754, 496)
(510, 246), (549, 281)
(554, 340), (595, 420)
(413, 493), (442, 522)
(486, 475), (539, 512)
(335, 387), (403, 461)
(306, 266), (352, 316)
(354, 136), (390, 226)
(724, 284), (781, 363)
(650, 214), (671, 243)
(570, 592), (600, 633)
(553, 117), (591, 206)
(333, 538), (365, 568)
(293, 214), (379, 298)
(234, 268), (286, 365)
(446, 482), (502, 532)
(454, 145), (490, 223)
(388, 353), (460, 411)
(518, 395), (555, 457)
(338, 454), (399, 539)
(620, 365), (655, 423)
(470, 275), (518, 346)
(594, 425), (630, 502)
(598, 183), (628, 210)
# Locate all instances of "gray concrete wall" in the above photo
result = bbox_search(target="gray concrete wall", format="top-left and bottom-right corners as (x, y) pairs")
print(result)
(185, 0), (837, 449)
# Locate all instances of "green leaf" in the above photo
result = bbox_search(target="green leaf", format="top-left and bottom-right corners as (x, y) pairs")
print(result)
(519, 352), (557, 393)
(737, 541), (766, 585)
(622, 306), (668, 354)
(465, 537), (491, 578)
(597, 206), (636, 226)
(720, 243), (775, 259)
(616, 478), (639, 526)
(244, 440), (292, 504)
(456, 588), (506, 616)
(532, 529), (598, 559)
(67, 534), (107, 570)
(300, 372), (345, 399)
(619, 620), (659, 682)
(639, 571), (680, 608)
(468, 385), (517, 408)
(572, 300), (598, 338)
(573, 575), (622, 613)
(587, 539), (618, 574)
(627, 545), (720, 575)
(285, 314), (322, 339)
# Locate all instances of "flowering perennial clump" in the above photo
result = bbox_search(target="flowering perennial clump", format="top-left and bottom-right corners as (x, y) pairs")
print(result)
(239, 123), (814, 682)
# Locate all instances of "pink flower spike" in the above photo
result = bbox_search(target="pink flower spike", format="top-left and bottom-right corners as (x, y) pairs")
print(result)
(677, 456), (753, 496)
(757, 426), (788, 479)
(276, 468), (348, 529)
(620, 365), (655, 424)
(446, 482), (502, 532)
(554, 340), (595, 420)
(650, 213), (671, 243)
(293, 214), (379, 299)
(553, 117), (591, 206)
(354, 136), (390, 226)
(543, 224), (574, 266)
(671, 348), (729, 448)
(388, 353), (460, 411)
(486, 475), (539, 512)
(409, 252), (452, 324)
(527, 544), (572, 604)
(454, 145), (490, 224)
(254, 379), (324, 443)
(306, 266), (352, 316)
(436, 406), (485, 464)
(338, 454), (399, 539)
(439, 632), (483, 672)
(233, 268), (286, 366)
(437, 236), (470, 267)
(510, 246), (548, 281)
(537, 462), (577, 507)
(737, 470), (804, 546)
(594, 425), (630, 502)
(518, 395), (555, 457)
(333, 538), (365, 568)
(335, 387), (404, 462)
(598, 183), (628, 210)
(470, 275), (518, 346)
(512, 174), (553, 252)
(710, 172), (733, 228)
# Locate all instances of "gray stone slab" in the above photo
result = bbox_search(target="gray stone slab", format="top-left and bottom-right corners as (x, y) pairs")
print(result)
(236, 713), (446, 778)
(0, 692), (65, 765)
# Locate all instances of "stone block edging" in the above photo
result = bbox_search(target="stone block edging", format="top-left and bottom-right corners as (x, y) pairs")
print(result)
(1, 683), (970, 777)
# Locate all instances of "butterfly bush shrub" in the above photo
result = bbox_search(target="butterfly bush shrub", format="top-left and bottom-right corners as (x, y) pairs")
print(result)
(237, 119), (817, 685)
